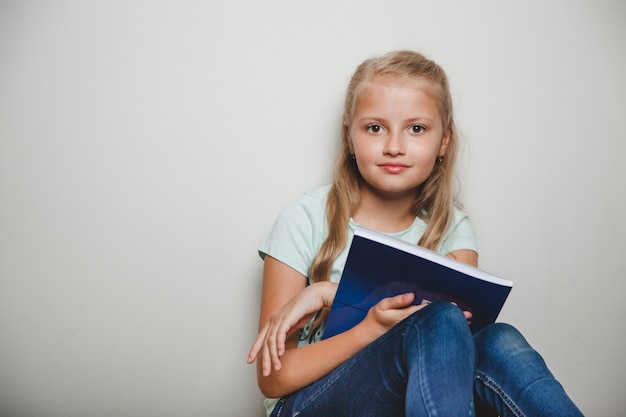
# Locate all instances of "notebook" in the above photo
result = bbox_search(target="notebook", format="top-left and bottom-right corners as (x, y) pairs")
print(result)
(322, 226), (513, 339)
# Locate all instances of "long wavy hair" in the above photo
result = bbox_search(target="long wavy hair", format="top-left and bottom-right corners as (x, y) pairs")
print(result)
(308, 51), (460, 333)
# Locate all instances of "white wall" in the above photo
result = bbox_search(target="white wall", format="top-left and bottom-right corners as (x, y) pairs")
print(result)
(1, 1), (624, 416)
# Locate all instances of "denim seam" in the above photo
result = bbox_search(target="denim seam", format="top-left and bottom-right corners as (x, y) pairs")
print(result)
(273, 398), (286, 417)
(406, 321), (437, 417)
(476, 370), (525, 417)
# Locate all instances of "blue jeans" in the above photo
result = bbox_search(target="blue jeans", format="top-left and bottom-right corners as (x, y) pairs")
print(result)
(271, 302), (583, 417)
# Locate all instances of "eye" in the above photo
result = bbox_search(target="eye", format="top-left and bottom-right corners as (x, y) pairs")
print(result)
(366, 124), (383, 134)
(411, 125), (426, 134)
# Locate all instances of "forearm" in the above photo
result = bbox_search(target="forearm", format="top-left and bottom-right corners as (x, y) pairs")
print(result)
(257, 320), (380, 398)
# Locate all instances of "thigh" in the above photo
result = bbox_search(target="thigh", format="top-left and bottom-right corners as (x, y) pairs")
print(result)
(273, 301), (475, 417)
(274, 321), (409, 417)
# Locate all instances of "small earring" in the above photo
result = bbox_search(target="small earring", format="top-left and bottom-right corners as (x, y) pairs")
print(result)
(351, 154), (356, 160)
(437, 156), (444, 163)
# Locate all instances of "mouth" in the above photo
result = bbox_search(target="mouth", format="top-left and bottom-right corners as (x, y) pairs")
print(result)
(379, 163), (410, 174)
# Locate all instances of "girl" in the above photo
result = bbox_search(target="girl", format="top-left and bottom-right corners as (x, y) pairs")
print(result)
(247, 50), (583, 417)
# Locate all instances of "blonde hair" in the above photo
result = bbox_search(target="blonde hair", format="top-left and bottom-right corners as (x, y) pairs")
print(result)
(311, 49), (460, 281)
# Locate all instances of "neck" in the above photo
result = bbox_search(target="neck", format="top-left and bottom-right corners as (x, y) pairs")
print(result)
(352, 186), (416, 233)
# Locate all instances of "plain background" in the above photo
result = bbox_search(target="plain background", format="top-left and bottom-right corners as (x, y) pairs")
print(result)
(1, 1), (624, 416)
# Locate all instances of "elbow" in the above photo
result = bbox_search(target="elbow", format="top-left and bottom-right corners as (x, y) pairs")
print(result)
(257, 371), (294, 399)
(258, 383), (280, 399)
(257, 376), (284, 399)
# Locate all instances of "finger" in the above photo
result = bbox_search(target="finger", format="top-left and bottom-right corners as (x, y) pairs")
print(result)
(265, 322), (279, 371)
(275, 316), (295, 357)
(378, 292), (415, 310)
(267, 319), (285, 372)
(247, 323), (269, 364)
(247, 336), (262, 364)
(394, 304), (422, 321)
(463, 310), (473, 325)
(260, 337), (272, 377)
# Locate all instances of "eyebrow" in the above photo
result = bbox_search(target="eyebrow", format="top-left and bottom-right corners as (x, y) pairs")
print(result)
(357, 116), (436, 124)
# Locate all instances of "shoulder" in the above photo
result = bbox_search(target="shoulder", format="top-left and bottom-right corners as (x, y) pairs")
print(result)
(296, 184), (332, 209)
(275, 185), (330, 227)
(258, 185), (331, 277)
(450, 206), (470, 227)
(439, 206), (479, 255)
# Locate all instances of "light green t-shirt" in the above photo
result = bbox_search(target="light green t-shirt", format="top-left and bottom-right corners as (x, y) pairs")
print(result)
(257, 185), (479, 414)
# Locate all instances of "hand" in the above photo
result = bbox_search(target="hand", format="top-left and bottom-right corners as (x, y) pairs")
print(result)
(361, 292), (426, 339)
(449, 302), (473, 325)
(362, 295), (473, 338)
(247, 282), (337, 376)
(463, 309), (473, 325)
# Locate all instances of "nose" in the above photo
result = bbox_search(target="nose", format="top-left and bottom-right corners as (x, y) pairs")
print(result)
(383, 130), (405, 156)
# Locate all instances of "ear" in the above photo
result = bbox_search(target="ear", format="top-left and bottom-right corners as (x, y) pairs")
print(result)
(438, 128), (451, 158)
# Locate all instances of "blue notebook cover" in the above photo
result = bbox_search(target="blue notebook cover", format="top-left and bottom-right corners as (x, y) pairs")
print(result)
(322, 226), (513, 339)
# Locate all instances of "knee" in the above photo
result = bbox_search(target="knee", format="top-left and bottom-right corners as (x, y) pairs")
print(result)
(404, 301), (474, 354)
(475, 323), (558, 392)
(475, 323), (525, 348)
(474, 323), (543, 368)
(410, 301), (469, 332)
(428, 300), (467, 318)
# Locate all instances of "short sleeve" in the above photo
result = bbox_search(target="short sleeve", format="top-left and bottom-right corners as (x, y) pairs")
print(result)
(258, 187), (329, 278)
(438, 209), (479, 255)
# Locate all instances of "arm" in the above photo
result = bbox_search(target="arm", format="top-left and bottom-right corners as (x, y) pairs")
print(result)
(446, 249), (478, 267)
(248, 255), (422, 398)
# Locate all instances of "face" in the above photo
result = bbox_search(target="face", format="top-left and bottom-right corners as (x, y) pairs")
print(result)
(347, 75), (449, 199)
